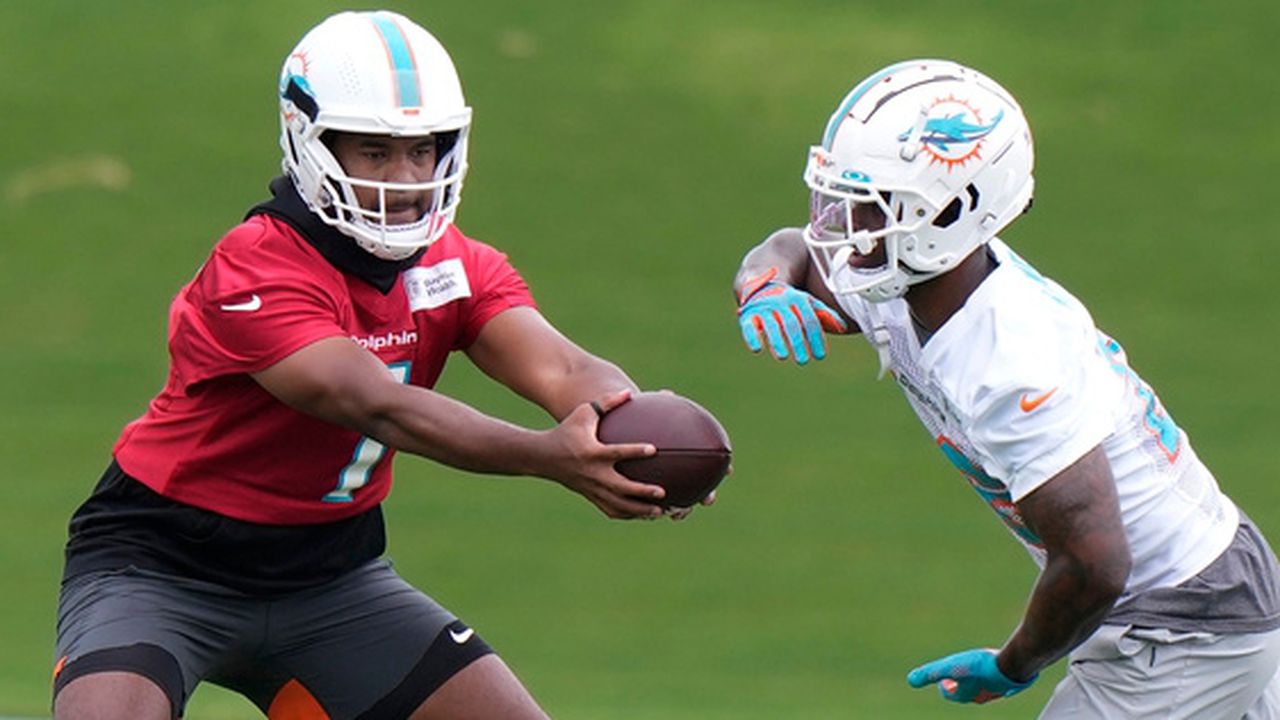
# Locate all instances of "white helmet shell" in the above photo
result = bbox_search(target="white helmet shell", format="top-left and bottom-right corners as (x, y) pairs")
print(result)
(278, 11), (472, 260)
(803, 59), (1034, 302)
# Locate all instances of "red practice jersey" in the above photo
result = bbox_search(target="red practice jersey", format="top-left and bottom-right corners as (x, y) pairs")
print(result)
(113, 217), (534, 525)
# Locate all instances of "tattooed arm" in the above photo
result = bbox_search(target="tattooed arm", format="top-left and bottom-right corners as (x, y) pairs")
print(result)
(995, 444), (1132, 681)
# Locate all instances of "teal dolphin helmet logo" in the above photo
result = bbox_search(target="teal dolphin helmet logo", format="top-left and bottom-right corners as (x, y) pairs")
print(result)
(899, 96), (1004, 170)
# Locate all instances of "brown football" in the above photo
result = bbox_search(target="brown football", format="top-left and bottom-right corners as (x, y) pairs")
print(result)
(596, 391), (732, 508)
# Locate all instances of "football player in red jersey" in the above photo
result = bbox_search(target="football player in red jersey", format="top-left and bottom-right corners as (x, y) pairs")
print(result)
(52, 11), (698, 720)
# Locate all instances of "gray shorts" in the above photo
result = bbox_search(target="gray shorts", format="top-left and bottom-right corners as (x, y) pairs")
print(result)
(1039, 624), (1280, 719)
(53, 559), (493, 718)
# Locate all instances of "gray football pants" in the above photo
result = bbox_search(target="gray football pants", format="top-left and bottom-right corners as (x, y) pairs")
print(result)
(1040, 624), (1280, 719)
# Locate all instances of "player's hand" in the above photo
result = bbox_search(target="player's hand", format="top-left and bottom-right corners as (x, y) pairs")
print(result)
(664, 478), (722, 521)
(544, 390), (666, 520)
(736, 268), (847, 365)
(906, 648), (1037, 704)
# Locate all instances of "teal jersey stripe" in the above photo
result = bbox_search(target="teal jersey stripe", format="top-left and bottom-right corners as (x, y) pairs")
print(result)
(371, 14), (420, 108)
(821, 60), (918, 149)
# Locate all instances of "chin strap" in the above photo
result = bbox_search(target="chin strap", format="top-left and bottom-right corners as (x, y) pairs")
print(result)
(860, 300), (895, 380)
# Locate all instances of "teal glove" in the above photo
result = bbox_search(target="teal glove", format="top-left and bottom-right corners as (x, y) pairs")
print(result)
(906, 648), (1037, 704)
(736, 268), (847, 365)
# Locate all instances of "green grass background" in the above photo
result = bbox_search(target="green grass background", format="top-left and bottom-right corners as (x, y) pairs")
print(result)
(3, 1), (1278, 717)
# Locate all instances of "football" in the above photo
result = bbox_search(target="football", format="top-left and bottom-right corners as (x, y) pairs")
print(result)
(596, 391), (732, 508)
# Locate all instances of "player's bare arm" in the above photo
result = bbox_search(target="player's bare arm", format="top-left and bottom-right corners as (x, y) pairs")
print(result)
(466, 307), (721, 517)
(996, 445), (1132, 682)
(733, 227), (848, 323)
(465, 306), (638, 420)
(252, 336), (664, 519)
(733, 227), (855, 365)
(466, 305), (685, 516)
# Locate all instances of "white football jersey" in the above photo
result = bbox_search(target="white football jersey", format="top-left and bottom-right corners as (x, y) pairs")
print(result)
(836, 238), (1238, 597)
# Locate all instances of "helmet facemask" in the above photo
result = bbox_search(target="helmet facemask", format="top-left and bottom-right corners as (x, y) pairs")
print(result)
(803, 163), (928, 302)
(288, 123), (469, 260)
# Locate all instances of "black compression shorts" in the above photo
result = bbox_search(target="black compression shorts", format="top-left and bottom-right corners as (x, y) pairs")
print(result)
(54, 560), (493, 718)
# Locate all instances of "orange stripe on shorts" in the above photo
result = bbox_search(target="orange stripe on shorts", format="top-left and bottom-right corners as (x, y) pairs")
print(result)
(268, 678), (330, 720)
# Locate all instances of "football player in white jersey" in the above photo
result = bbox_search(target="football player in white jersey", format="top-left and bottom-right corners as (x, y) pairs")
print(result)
(733, 59), (1280, 717)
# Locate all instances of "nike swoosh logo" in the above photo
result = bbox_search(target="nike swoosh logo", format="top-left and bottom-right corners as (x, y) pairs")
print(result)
(449, 627), (474, 644)
(1019, 387), (1058, 412)
(219, 294), (262, 312)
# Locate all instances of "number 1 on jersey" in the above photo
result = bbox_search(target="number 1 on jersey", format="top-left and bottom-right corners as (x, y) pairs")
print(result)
(324, 361), (411, 503)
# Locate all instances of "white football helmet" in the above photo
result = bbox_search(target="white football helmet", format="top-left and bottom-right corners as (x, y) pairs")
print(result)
(803, 59), (1034, 302)
(279, 11), (472, 260)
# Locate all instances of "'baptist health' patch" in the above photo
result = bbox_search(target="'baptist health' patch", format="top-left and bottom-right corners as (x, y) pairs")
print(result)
(404, 259), (471, 311)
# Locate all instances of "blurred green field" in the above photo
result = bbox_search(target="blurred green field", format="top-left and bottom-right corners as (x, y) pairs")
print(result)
(3, 1), (1278, 717)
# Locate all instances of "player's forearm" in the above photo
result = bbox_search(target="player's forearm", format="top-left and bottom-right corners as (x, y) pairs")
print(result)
(997, 553), (1126, 682)
(538, 354), (639, 421)
(733, 227), (812, 297)
(358, 384), (551, 477)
